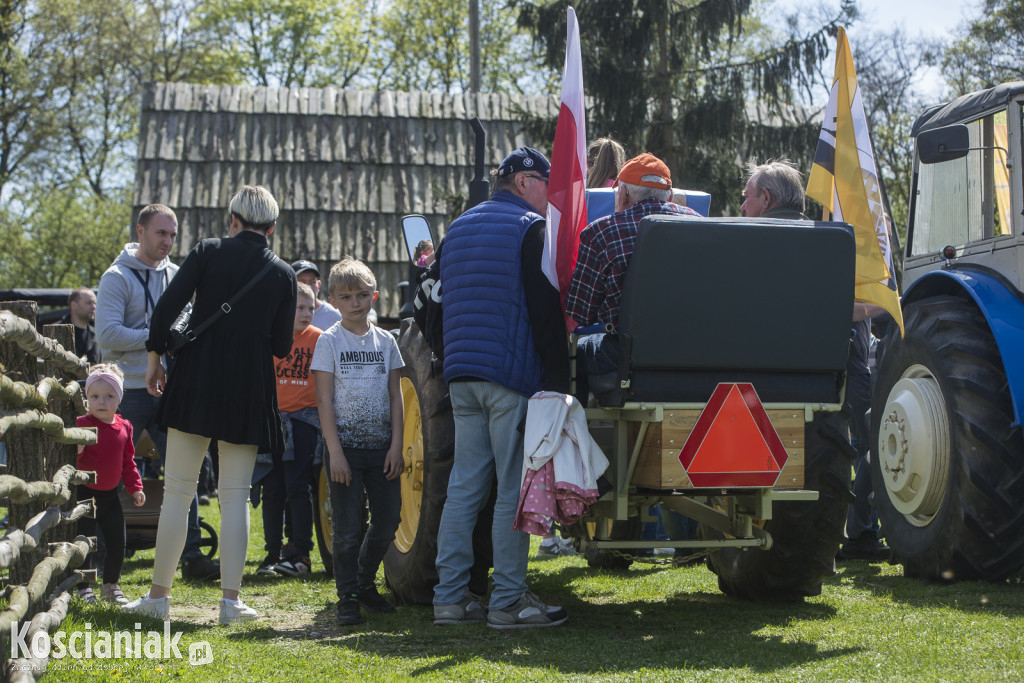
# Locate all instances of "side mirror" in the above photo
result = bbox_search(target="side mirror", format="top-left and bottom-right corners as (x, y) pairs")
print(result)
(917, 124), (970, 164)
(402, 215), (435, 265)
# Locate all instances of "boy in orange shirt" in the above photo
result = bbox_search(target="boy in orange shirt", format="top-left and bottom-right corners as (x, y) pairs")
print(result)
(259, 282), (324, 576)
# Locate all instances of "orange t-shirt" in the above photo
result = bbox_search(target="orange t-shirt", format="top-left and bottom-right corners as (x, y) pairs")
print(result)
(275, 324), (323, 413)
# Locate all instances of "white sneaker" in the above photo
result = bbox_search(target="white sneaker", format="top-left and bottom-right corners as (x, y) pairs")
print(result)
(219, 598), (258, 625)
(122, 593), (170, 620)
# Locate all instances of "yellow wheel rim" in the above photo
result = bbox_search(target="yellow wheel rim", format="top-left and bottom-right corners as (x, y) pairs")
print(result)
(394, 377), (425, 553)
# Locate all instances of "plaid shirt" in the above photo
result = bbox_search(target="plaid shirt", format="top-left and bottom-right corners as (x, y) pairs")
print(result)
(566, 198), (699, 328)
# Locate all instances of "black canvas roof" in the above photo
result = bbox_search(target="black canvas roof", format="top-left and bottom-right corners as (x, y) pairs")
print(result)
(911, 82), (1024, 136)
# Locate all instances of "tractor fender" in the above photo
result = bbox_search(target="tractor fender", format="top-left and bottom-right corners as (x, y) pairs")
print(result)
(903, 267), (1024, 426)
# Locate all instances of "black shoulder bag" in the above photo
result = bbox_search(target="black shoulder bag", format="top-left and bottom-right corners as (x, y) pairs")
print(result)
(166, 258), (279, 356)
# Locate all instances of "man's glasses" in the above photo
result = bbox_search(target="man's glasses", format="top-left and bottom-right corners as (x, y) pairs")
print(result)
(521, 173), (549, 183)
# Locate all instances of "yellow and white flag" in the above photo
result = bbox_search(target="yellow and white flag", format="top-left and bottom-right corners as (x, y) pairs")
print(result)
(807, 26), (904, 336)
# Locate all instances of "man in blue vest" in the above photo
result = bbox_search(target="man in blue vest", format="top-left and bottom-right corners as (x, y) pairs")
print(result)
(433, 147), (570, 629)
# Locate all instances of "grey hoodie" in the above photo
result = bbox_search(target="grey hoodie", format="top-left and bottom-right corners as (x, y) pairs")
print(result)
(95, 243), (180, 389)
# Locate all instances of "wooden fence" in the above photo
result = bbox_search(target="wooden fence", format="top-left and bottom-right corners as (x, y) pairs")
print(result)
(0, 303), (99, 682)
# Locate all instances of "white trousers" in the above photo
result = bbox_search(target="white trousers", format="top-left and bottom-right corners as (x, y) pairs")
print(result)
(152, 428), (257, 592)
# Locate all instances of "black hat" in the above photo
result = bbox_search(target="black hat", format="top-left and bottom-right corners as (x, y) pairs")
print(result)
(497, 147), (551, 178)
(291, 260), (320, 278)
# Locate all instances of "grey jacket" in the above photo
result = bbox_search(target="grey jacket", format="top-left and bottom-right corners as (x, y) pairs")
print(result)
(95, 243), (180, 389)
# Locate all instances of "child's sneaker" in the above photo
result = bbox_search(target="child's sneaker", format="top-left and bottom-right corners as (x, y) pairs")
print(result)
(256, 555), (280, 576)
(122, 592), (170, 620)
(358, 584), (394, 613)
(433, 593), (486, 625)
(536, 537), (576, 557)
(218, 598), (258, 625)
(486, 591), (567, 630)
(336, 596), (364, 626)
(78, 587), (98, 605)
(100, 583), (128, 604)
(274, 555), (311, 577)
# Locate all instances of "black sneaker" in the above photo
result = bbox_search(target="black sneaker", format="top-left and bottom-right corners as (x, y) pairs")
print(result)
(181, 555), (220, 581)
(256, 554), (280, 576)
(336, 596), (364, 626)
(358, 584), (395, 613)
(274, 556), (311, 577)
(837, 537), (891, 561)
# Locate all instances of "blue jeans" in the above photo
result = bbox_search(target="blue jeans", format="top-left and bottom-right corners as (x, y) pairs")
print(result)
(326, 446), (401, 597)
(434, 381), (529, 611)
(119, 388), (204, 561)
(263, 418), (317, 556)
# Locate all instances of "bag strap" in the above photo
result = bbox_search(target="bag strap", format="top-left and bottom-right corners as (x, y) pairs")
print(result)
(187, 257), (280, 339)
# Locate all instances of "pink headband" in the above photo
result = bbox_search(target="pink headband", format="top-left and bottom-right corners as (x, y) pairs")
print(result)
(85, 371), (123, 403)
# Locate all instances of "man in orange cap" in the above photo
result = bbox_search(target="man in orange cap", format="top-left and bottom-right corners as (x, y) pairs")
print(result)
(566, 153), (700, 402)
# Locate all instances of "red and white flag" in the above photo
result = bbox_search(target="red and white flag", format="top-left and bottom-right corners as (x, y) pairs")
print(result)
(543, 6), (587, 330)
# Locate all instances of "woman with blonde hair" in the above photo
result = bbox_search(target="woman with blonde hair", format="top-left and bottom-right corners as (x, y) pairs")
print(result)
(586, 137), (627, 189)
(124, 185), (297, 625)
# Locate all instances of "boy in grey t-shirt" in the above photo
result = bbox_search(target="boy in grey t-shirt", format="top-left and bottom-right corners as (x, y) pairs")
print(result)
(311, 259), (404, 627)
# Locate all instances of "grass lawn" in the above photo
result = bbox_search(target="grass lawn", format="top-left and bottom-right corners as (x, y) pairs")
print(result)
(48, 500), (1024, 682)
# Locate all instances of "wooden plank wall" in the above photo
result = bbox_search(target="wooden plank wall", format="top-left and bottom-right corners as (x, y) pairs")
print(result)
(133, 82), (558, 318)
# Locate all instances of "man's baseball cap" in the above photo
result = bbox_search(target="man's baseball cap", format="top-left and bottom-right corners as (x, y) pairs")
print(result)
(497, 147), (551, 178)
(291, 260), (320, 278)
(616, 153), (672, 190)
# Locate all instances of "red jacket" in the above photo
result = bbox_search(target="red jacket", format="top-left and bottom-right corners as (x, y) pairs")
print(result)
(76, 414), (143, 493)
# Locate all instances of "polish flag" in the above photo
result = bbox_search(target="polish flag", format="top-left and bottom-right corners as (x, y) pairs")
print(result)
(542, 6), (587, 330)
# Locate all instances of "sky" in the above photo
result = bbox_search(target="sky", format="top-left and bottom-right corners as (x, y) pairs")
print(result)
(772, 0), (981, 101)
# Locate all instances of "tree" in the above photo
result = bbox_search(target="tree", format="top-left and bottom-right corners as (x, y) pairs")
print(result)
(0, 183), (131, 289)
(943, 0), (1024, 94)
(193, 0), (379, 88)
(372, 0), (552, 93)
(848, 29), (930, 239)
(514, 0), (848, 214)
(0, 0), (63, 196)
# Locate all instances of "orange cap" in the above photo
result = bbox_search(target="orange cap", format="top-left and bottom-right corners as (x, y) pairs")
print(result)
(616, 153), (672, 189)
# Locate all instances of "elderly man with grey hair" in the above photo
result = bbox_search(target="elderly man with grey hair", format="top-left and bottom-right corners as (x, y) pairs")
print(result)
(566, 152), (700, 402)
(740, 158), (809, 219)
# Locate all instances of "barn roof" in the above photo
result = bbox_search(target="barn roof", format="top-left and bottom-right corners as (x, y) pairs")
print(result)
(133, 82), (557, 317)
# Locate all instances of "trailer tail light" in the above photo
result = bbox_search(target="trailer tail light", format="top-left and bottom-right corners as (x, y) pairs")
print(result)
(678, 383), (789, 487)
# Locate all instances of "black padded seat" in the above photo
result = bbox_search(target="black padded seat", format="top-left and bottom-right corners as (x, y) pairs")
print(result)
(600, 215), (856, 407)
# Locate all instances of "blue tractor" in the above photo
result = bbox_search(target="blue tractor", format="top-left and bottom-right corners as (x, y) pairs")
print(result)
(871, 82), (1024, 581)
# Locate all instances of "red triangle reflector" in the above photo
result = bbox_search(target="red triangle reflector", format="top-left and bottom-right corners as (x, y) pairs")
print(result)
(678, 383), (789, 488)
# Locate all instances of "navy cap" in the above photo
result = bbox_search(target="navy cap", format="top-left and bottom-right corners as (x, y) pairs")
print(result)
(291, 260), (320, 278)
(497, 147), (551, 178)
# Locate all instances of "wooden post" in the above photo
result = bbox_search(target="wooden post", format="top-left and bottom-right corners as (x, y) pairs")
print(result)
(43, 324), (77, 551)
(0, 302), (46, 585)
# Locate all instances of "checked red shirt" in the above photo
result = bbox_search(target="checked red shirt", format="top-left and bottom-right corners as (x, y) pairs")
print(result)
(565, 198), (700, 329)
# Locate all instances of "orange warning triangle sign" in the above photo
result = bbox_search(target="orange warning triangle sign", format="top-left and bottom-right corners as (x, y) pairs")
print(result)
(679, 383), (788, 488)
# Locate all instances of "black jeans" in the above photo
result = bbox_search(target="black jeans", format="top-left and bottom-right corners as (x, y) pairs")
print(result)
(77, 486), (126, 584)
(262, 419), (317, 557)
(326, 446), (401, 597)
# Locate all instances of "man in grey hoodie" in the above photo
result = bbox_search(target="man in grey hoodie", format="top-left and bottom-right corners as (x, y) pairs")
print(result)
(96, 204), (220, 580)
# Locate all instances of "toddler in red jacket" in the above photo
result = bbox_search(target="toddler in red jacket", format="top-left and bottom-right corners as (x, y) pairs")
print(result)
(76, 364), (145, 604)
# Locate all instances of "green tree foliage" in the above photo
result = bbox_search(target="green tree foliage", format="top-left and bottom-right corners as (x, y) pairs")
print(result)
(514, 0), (848, 214)
(850, 29), (929, 241)
(0, 0), (62, 196)
(372, 0), (552, 94)
(0, 184), (130, 288)
(193, 0), (378, 88)
(943, 0), (1024, 94)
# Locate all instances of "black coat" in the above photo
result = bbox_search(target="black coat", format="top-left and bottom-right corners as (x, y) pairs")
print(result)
(147, 230), (297, 455)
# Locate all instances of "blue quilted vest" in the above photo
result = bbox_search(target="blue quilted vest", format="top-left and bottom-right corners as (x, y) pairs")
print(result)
(441, 191), (544, 396)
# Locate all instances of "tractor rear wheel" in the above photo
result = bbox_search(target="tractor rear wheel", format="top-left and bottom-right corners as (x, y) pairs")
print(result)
(708, 411), (854, 601)
(382, 320), (493, 605)
(870, 295), (1024, 581)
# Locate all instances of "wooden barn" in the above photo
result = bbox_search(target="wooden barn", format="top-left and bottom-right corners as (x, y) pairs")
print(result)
(133, 82), (557, 318)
